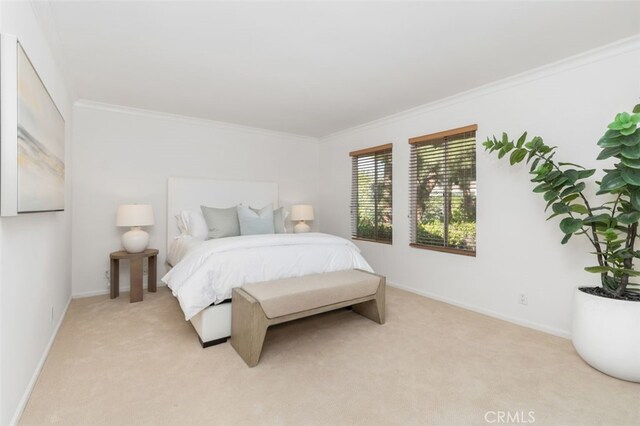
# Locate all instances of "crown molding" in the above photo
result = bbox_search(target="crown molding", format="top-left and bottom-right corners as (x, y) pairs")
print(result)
(73, 100), (321, 144)
(320, 34), (640, 142)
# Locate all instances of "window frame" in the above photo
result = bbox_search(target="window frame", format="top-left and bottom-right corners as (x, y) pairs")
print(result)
(408, 125), (477, 257)
(350, 143), (393, 245)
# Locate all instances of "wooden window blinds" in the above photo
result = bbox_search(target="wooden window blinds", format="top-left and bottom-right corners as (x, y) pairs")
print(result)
(350, 144), (393, 244)
(409, 125), (477, 256)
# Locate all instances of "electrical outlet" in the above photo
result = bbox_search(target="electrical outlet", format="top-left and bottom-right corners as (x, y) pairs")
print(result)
(104, 269), (110, 281)
(519, 293), (528, 306)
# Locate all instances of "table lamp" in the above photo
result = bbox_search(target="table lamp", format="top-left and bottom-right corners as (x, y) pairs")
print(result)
(291, 204), (314, 233)
(116, 204), (154, 253)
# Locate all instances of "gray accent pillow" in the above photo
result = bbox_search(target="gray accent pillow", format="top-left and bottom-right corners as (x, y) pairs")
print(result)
(200, 205), (240, 239)
(250, 206), (287, 233)
(239, 204), (275, 235)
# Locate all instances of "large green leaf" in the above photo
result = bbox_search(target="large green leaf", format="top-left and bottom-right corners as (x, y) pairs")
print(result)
(533, 183), (550, 193)
(529, 157), (541, 173)
(598, 129), (624, 146)
(516, 132), (527, 148)
(545, 170), (561, 181)
(552, 203), (570, 214)
(616, 211), (640, 225)
(600, 129), (623, 140)
(621, 156), (640, 169)
(597, 135), (623, 148)
(509, 148), (527, 165)
(621, 143), (640, 159)
(597, 146), (622, 160)
(631, 190), (640, 211)
(562, 193), (580, 203)
(503, 141), (514, 153)
(544, 190), (558, 202)
(561, 233), (572, 244)
(618, 131), (640, 146)
(564, 169), (579, 184)
(559, 217), (583, 234)
(551, 176), (569, 188)
(599, 171), (626, 192)
(570, 204), (589, 214)
(560, 182), (586, 197)
(577, 169), (596, 179)
(621, 167), (640, 186)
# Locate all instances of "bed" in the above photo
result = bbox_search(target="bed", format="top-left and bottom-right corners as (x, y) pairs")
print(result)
(162, 177), (373, 347)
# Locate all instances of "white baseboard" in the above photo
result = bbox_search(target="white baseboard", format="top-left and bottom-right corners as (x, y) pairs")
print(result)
(387, 281), (571, 340)
(10, 295), (72, 426)
(72, 282), (166, 299)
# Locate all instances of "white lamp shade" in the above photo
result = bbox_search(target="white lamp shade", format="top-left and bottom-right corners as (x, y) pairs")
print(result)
(116, 204), (154, 227)
(291, 204), (314, 221)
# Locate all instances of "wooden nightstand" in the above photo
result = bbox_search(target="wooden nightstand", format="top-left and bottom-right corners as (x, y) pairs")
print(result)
(110, 248), (159, 303)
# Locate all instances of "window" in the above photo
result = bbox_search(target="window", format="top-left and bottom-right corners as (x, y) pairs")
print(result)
(350, 144), (393, 244)
(409, 125), (477, 256)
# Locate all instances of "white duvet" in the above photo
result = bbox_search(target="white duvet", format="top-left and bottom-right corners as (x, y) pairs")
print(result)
(162, 233), (373, 320)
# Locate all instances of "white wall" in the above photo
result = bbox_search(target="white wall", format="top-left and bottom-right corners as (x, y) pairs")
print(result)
(0, 2), (73, 425)
(71, 103), (320, 297)
(318, 38), (640, 338)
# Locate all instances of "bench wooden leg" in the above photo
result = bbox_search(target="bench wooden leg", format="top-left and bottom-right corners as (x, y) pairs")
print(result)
(353, 276), (386, 324)
(230, 288), (269, 367)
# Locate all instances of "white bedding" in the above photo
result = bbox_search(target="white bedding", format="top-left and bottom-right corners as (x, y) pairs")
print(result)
(162, 232), (373, 320)
(166, 235), (203, 267)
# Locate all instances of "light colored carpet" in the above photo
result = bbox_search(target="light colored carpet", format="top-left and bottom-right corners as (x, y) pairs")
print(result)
(20, 287), (640, 425)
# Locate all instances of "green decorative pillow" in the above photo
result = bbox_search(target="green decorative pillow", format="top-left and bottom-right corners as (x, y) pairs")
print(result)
(200, 205), (240, 239)
(239, 204), (275, 235)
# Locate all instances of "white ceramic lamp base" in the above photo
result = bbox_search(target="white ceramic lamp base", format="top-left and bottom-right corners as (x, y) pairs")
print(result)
(294, 221), (311, 233)
(122, 227), (150, 253)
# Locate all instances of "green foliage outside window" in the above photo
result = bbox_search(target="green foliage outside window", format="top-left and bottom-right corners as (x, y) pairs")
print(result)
(352, 148), (392, 243)
(411, 133), (477, 253)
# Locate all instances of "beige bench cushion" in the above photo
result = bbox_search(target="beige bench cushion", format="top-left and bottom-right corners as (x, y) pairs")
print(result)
(242, 269), (380, 319)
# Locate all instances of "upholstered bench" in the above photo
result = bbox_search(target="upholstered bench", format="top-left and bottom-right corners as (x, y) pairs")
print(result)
(230, 269), (385, 367)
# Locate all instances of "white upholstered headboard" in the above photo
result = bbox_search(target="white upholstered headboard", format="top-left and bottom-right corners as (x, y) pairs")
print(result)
(166, 177), (278, 251)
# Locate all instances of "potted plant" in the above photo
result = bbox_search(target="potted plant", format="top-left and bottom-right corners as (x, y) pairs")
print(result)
(483, 104), (640, 382)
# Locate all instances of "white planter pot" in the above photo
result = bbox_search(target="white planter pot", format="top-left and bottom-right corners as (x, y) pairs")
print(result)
(572, 288), (640, 382)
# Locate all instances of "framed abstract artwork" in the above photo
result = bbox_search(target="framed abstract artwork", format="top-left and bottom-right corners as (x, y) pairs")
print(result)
(1, 34), (65, 216)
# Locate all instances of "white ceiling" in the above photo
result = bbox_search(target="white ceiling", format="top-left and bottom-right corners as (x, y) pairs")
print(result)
(44, 1), (640, 137)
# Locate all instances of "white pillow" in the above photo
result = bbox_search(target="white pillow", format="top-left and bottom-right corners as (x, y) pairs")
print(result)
(175, 210), (209, 240)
